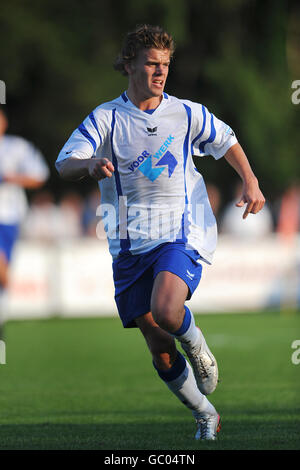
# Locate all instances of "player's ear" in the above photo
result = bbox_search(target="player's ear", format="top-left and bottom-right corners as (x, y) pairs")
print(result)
(124, 61), (133, 76)
(125, 57), (138, 76)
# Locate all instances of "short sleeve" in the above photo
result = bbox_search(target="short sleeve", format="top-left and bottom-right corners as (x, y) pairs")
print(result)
(55, 106), (109, 171)
(190, 103), (238, 160)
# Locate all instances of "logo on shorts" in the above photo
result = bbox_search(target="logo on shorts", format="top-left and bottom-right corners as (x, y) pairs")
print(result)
(186, 270), (195, 280)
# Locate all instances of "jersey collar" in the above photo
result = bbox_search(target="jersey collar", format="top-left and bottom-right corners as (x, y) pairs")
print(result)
(120, 91), (169, 115)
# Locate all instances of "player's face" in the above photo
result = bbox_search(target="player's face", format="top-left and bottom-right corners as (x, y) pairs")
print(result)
(127, 48), (170, 101)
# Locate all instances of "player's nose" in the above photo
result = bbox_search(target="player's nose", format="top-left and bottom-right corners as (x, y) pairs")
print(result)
(155, 64), (164, 75)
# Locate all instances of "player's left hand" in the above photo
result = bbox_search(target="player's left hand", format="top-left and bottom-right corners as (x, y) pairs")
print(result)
(235, 179), (266, 219)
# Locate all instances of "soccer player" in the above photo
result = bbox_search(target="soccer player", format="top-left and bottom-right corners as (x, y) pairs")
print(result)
(0, 107), (49, 331)
(56, 25), (265, 441)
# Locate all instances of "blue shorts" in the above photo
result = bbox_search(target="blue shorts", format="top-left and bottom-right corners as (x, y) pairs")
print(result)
(0, 224), (19, 262)
(113, 242), (203, 328)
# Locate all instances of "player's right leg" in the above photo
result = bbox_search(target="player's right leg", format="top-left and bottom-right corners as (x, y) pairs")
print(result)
(135, 312), (220, 440)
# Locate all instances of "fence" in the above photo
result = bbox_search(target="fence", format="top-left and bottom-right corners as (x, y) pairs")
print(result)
(3, 235), (300, 320)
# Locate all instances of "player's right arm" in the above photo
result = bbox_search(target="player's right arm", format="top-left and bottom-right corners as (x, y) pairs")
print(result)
(56, 107), (113, 181)
(58, 156), (114, 181)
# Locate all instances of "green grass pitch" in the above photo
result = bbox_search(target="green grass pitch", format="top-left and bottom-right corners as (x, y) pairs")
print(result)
(0, 311), (299, 450)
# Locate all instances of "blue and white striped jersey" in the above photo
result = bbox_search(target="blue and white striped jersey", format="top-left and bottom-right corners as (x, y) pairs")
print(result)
(0, 135), (49, 224)
(56, 92), (237, 263)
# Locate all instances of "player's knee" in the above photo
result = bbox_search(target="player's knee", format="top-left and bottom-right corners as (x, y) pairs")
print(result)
(151, 302), (181, 331)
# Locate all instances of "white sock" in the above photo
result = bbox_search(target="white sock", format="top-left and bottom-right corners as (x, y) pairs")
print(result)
(173, 306), (200, 349)
(166, 362), (216, 416)
(154, 351), (216, 416)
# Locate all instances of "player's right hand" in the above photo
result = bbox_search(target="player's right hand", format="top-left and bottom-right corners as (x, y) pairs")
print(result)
(88, 158), (115, 181)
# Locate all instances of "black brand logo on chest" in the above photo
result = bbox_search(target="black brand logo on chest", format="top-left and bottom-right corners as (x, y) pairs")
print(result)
(146, 126), (158, 136)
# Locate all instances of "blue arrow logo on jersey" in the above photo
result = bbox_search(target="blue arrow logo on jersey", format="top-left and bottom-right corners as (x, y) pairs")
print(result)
(138, 151), (177, 182)
(155, 151), (177, 177)
(138, 156), (165, 182)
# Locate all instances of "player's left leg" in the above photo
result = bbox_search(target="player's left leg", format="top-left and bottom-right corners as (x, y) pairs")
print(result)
(135, 312), (220, 440)
(113, 246), (220, 439)
(151, 271), (218, 396)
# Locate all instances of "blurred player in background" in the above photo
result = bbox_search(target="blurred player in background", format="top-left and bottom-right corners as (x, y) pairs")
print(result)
(0, 107), (49, 334)
(56, 25), (265, 441)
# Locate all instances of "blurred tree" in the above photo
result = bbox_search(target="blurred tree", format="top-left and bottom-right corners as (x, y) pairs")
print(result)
(0, 0), (298, 204)
(171, 0), (300, 202)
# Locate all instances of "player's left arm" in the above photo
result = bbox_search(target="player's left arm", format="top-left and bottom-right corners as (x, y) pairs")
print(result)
(224, 142), (265, 219)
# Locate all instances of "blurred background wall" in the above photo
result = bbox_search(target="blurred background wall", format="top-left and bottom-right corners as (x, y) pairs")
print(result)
(0, 0), (299, 318)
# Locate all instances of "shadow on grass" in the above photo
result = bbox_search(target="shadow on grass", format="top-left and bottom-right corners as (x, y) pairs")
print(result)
(0, 415), (299, 450)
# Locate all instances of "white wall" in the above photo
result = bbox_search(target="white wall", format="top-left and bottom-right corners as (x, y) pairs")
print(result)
(3, 235), (300, 320)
